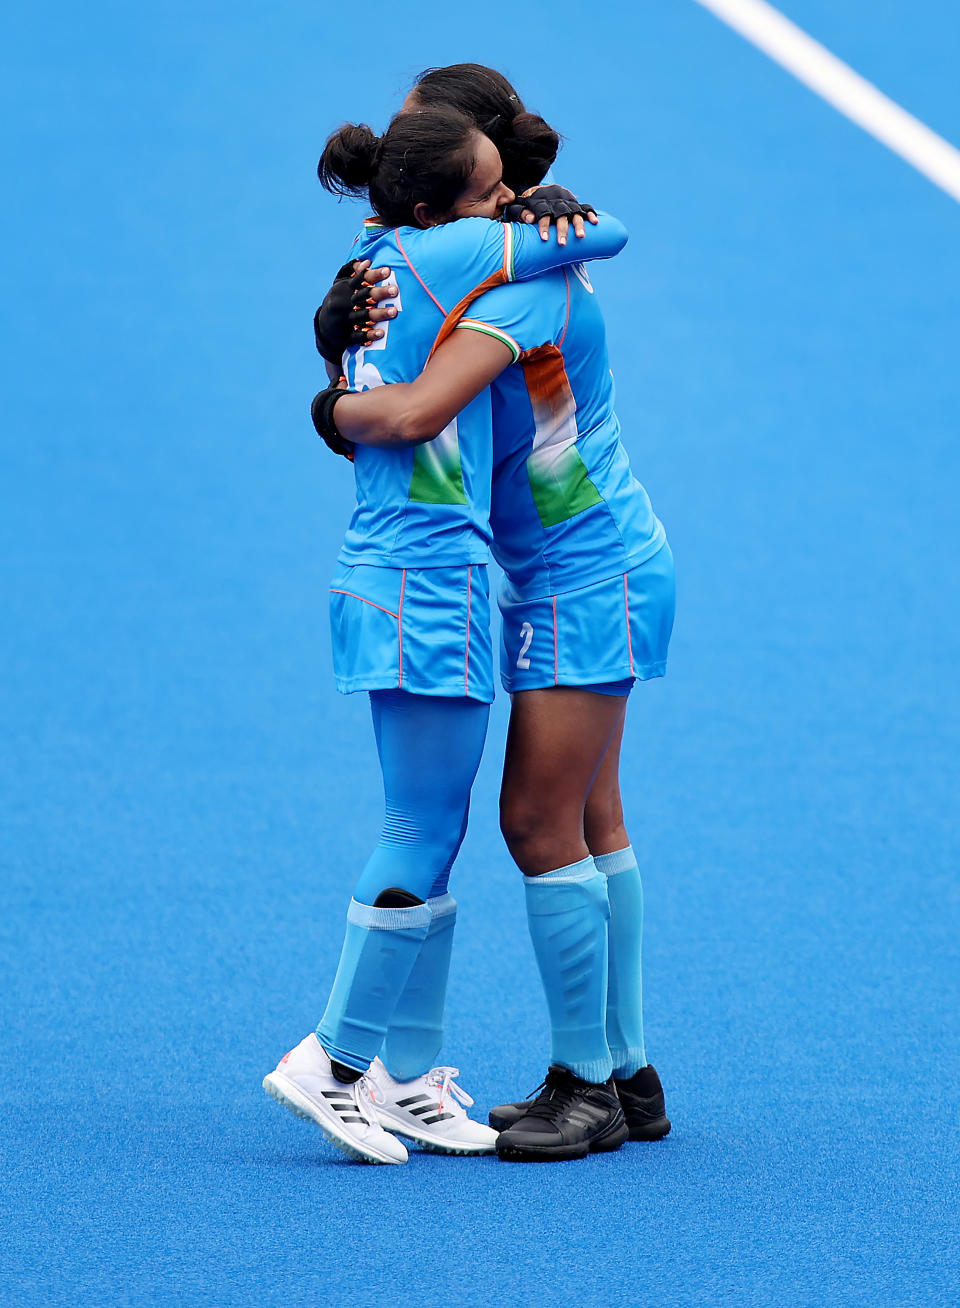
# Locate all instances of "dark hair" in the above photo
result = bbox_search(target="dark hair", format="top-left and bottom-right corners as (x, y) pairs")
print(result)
(318, 107), (479, 228)
(412, 63), (560, 192)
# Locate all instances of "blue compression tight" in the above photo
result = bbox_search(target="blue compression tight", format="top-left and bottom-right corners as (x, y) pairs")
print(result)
(355, 690), (489, 905)
(316, 690), (489, 1074)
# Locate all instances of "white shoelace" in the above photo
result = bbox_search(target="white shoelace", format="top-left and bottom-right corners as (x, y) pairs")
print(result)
(424, 1066), (473, 1116)
(353, 1075), (382, 1129)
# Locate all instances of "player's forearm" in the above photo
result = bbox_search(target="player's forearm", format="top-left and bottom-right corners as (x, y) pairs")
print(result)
(330, 328), (512, 450)
(511, 210), (628, 278)
(334, 385), (444, 448)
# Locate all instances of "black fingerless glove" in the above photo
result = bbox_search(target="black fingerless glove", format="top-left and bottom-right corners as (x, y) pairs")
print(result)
(503, 184), (597, 224)
(313, 261), (373, 364)
(310, 385), (354, 461)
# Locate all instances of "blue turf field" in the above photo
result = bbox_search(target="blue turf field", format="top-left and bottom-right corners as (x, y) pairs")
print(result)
(3, 2), (959, 1303)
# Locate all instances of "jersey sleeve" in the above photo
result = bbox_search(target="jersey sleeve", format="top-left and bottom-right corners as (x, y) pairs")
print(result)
(407, 217), (521, 293)
(452, 281), (552, 360)
(507, 211), (627, 282)
(413, 211), (627, 291)
(422, 212), (627, 361)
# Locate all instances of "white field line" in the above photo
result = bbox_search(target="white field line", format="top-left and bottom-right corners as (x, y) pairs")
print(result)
(692, 0), (960, 204)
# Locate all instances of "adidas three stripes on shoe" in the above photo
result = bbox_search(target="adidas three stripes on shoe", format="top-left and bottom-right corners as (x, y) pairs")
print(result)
(365, 1058), (498, 1154)
(495, 1065), (629, 1162)
(263, 1034), (408, 1164)
(490, 1063), (671, 1142)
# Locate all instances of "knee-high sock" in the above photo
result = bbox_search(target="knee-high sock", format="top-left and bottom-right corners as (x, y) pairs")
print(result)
(315, 899), (431, 1073)
(594, 845), (646, 1077)
(317, 692), (487, 1074)
(381, 893), (457, 1080)
(523, 857), (612, 1084)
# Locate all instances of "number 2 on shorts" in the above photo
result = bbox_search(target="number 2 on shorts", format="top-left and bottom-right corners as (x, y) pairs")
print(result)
(517, 621), (534, 670)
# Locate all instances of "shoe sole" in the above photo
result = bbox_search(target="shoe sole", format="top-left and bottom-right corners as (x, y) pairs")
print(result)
(376, 1112), (497, 1156)
(262, 1072), (405, 1165)
(496, 1116), (629, 1163)
(629, 1115), (671, 1141)
(383, 1126), (497, 1156)
(490, 1108), (672, 1142)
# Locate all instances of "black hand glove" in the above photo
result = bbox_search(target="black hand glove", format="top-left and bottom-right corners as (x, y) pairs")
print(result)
(313, 261), (373, 364)
(310, 385), (354, 461)
(502, 184), (597, 225)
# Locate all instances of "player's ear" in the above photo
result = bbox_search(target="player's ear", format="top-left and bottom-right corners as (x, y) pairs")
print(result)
(413, 201), (439, 228)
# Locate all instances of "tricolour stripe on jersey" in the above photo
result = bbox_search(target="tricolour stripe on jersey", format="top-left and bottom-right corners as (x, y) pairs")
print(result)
(427, 269), (510, 359)
(519, 344), (603, 528)
(389, 231), (467, 507)
(454, 320), (521, 362)
(409, 418), (468, 505)
(503, 224), (516, 281)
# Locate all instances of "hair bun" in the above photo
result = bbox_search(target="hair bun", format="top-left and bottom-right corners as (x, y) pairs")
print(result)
(499, 111), (561, 190)
(318, 123), (382, 196)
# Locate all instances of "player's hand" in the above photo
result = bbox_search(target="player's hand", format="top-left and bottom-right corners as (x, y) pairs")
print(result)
(505, 185), (599, 246)
(314, 260), (397, 360)
(354, 271), (399, 342)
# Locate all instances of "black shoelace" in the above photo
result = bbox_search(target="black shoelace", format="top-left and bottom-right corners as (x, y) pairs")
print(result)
(522, 1071), (583, 1122)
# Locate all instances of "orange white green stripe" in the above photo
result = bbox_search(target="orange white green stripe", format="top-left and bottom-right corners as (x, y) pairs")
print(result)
(455, 320), (521, 362)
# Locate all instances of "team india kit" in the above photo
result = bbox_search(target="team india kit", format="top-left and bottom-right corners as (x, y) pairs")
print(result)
(329, 212), (675, 701)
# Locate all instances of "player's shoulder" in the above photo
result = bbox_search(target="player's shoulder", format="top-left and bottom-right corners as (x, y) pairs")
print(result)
(353, 218), (401, 259)
(397, 217), (506, 271)
(472, 265), (567, 315)
(460, 271), (566, 358)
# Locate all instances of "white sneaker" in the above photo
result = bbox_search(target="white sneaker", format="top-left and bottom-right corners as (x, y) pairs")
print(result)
(367, 1058), (499, 1155)
(263, 1034), (408, 1165)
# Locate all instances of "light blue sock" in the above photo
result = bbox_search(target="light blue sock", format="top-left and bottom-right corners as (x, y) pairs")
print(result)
(594, 845), (647, 1078)
(381, 893), (457, 1080)
(315, 899), (431, 1073)
(523, 857), (613, 1084)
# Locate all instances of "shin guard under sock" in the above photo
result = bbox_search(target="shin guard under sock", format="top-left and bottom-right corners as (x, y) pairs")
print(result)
(315, 899), (431, 1073)
(594, 845), (646, 1077)
(381, 893), (457, 1080)
(523, 857), (613, 1084)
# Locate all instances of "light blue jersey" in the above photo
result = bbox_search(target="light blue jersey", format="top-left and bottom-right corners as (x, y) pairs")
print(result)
(337, 214), (628, 569)
(452, 262), (666, 599)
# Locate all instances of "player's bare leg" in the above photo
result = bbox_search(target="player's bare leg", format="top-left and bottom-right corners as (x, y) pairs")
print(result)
(499, 687), (626, 875)
(583, 710), (629, 856)
(495, 688), (629, 1160)
(492, 696), (670, 1144)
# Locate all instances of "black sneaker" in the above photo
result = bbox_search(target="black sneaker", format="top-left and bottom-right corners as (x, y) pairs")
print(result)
(490, 1063), (671, 1142)
(614, 1064), (671, 1141)
(495, 1065), (628, 1162)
